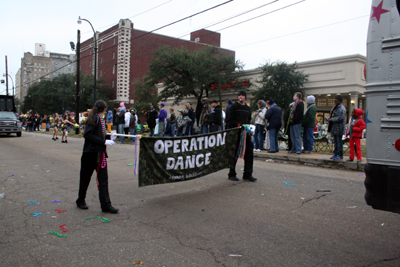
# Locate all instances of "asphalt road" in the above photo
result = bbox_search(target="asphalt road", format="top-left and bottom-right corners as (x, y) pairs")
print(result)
(0, 132), (399, 267)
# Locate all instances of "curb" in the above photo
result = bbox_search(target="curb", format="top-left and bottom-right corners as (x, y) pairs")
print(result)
(254, 152), (365, 172)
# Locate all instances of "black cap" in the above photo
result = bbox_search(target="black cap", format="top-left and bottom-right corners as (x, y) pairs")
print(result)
(212, 100), (218, 103)
(268, 98), (275, 105)
(238, 90), (247, 97)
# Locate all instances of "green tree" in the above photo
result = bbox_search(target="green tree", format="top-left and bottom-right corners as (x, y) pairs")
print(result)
(21, 73), (112, 114)
(145, 45), (244, 112)
(131, 80), (160, 120)
(253, 61), (308, 111)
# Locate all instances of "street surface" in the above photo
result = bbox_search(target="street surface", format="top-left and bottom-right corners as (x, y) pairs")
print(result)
(0, 132), (399, 267)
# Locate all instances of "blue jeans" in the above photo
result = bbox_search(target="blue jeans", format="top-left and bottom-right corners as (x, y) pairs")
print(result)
(254, 124), (265, 150)
(333, 134), (343, 158)
(269, 127), (279, 152)
(149, 128), (154, 137)
(200, 125), (209, 134)
(290, 124), (302, 153)
(130, 128), (136, 141)
(118, 124), (125, 142)
(303, 127), (314, 152)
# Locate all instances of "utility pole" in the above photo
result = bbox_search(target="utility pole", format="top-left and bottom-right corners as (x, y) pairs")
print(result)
(75, 30), (81, 134)
(5, 56), (9, 96)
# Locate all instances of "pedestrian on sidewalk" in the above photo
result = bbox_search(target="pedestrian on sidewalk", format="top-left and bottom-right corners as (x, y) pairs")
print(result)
(76, 100), (119, 214)
(116, 103), (126, 143)
(208, 100), (222, 133)
(345, 108), (366, 162)
(254, 100), (267, 152)
(265, 98), (282, 153)
(129, 108), (138, 141)
(302, 95), (317, 154)
(106, 110), (113, 133)
(148, 105), (158, 137)
(327, 95), (346, 160)
(289, 92), (304, 154)
(199, 98), (211, 134)
(158, 103), (167, 137)
(283, 102), (294, 151)
(227, 90), (257, 182)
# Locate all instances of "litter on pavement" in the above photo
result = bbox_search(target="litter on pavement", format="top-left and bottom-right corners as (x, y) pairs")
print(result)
(283, 181), (295, 187)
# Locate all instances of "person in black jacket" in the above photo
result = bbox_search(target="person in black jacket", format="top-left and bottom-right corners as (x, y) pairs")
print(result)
(289, 92), (304, 154)
(147, 105), (158, 137)
(76, 100), (119, 214)
(283, 103), (294, 151)
(227, 90), (257, 182)
(208, 100), (222, 133)
(264, 98), (282, 153)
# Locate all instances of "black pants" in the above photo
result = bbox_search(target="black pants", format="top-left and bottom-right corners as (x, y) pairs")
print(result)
(77, 152), (111, 210)
(229, 132), (254, 178)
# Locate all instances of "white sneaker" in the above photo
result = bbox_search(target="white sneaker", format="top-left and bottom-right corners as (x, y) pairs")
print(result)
(255, 149), (261, 152)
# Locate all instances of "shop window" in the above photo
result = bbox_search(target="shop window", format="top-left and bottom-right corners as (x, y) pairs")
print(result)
(317, 98), (326, 107)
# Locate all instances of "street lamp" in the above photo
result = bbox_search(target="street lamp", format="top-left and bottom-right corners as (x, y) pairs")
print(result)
(3, 73), (14, 96)
(77, 16), (97, 103)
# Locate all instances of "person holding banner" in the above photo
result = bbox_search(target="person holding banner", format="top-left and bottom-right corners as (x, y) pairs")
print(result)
(76, 100), (119, 214)
(227, 90), (257, 182)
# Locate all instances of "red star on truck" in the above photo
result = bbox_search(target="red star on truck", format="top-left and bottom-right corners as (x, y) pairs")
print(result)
(371, 0), (390, 23)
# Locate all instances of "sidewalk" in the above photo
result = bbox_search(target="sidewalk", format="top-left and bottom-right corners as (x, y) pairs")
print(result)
(254, 150), (365, 172)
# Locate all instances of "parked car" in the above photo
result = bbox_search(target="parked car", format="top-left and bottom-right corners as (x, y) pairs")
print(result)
(0, 111), (22, 137)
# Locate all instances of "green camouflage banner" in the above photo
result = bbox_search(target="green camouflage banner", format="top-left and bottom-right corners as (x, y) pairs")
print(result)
(138, 128), (241, 187)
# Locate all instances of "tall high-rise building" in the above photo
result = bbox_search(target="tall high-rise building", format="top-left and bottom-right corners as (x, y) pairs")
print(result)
(15, 44), (76, 102)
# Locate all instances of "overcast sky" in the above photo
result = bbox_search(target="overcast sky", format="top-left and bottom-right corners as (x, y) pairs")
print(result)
(1, 0), (372, 94)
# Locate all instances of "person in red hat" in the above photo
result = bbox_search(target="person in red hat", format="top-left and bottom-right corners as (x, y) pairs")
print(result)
(345, 108), (366, 162)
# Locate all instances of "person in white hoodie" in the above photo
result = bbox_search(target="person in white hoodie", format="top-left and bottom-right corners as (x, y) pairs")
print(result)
(253, 100), (267, 152)
(124, 108), (131, 136)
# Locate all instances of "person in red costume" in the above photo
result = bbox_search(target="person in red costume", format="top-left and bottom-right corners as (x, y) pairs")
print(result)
(345, 108), (366, 163)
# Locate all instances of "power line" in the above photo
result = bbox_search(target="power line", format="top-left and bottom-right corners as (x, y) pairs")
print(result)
(230, 14), (369, 49)
(21, 0), (234, 87)
(81, 0), (174, 36)
(216, 0), (306, 32)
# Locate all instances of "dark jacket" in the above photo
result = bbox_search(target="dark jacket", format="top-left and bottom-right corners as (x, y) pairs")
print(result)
(302, 103), (317, 128)
(208, 105), (222, 126)
(116, 109), (126, 125)
(225, 99), (233, 124)
(148, 109), (158, 128)
(83, 115), (107, 153)
(264, 104), (282, 130)
(227, 102), (251, 128)
(188, 108), (196, 125)
(290, 101), (304, 125)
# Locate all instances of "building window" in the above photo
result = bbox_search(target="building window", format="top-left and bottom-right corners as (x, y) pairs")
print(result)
(113, 65), (115, 74)
(113, 51), (115, 59)
(113, 37), (116, 45)
(317, 98), (326, 107)
(100, 70), (102, 77)
(112, 81), (114, 88)
(89, 61), (91, 67)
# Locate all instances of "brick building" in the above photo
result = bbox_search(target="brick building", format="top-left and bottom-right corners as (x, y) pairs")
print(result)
(79, 18), (235, 107)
